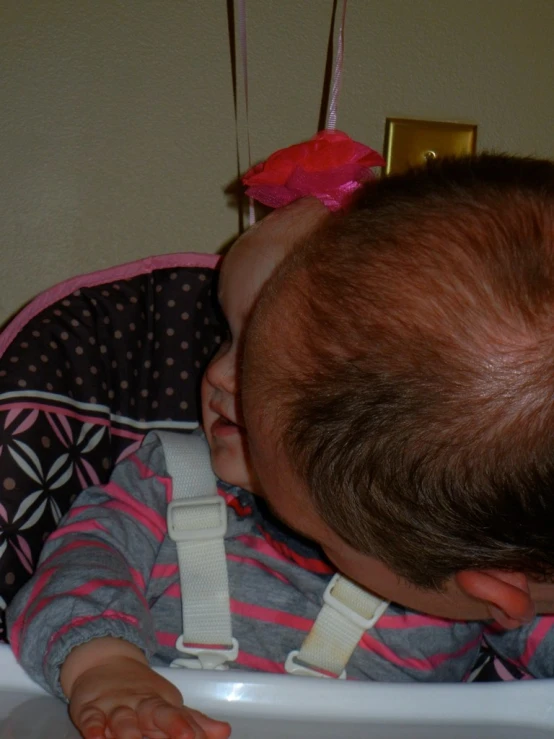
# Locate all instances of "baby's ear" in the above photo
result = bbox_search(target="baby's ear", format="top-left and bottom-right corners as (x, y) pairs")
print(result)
(456, 570), (535, 629)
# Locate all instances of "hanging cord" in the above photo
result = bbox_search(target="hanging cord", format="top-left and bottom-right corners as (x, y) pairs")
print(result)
(226, 0), (244, 233)
(237, 0), (256, 226)
(325, 0), (347, 131)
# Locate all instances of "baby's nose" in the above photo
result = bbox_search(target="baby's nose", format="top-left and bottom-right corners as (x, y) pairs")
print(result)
(208, 355), (237, 394)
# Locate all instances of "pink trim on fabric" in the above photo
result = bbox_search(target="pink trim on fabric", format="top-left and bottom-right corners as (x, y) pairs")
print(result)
(0, 252), (220, 356)
(520, 617), (554, 668)
(0, 401), (145, 441)
(236, 649), (286, 673)
(230, 599), (312, 632)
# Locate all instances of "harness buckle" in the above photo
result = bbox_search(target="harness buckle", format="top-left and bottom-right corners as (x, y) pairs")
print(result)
(167, 496), (227, 542)
(172, 636), (239, 670)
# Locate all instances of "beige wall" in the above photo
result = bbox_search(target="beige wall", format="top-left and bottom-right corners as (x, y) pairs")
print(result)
(1, 0), (553, 325)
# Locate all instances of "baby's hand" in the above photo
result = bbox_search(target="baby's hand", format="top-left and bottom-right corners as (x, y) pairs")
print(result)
(68, 657), (231, 738)
(61, 639), (231, 739)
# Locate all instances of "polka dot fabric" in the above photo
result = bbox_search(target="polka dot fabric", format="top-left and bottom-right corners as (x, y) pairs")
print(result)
(0, 261), (222, 641)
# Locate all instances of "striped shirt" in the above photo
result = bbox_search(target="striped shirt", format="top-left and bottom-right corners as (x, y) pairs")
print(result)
(8, 432), (498, 697)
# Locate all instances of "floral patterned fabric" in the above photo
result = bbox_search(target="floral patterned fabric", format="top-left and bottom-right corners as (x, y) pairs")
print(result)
(0, 259), (222, 641)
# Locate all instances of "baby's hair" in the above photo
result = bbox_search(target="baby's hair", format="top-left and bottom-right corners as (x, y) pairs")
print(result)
(248, 153), (554, 589)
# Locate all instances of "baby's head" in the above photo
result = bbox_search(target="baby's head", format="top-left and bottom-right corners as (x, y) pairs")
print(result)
(243, 153), (554, 624)
(202, 130), (383, 491)
(201, 196), (329, 491)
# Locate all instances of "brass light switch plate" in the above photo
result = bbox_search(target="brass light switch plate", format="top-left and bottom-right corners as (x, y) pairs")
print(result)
(384, 118), (477, 175)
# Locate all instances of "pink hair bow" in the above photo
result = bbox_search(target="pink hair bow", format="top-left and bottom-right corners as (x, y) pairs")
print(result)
(242, 130), (385, 212)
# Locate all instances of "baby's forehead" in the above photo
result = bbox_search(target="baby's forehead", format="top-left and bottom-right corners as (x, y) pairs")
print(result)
(220, 232), (285, 293)
(230, 197), (328, 259)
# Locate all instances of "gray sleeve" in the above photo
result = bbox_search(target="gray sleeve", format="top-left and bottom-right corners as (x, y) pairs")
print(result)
(7, 432), (171, 698)
(483, 618), (554, 678)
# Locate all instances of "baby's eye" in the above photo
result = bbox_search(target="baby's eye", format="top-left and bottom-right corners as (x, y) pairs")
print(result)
(217, 317), (232, 346)
(212, 297), (232, 344)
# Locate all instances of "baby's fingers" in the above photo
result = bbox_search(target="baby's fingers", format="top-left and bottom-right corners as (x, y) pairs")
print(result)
(144, 700), (231, 739)
(106, 705), (143, 739)
(186, 708), (232, 739)
(72, 704), (108, 739)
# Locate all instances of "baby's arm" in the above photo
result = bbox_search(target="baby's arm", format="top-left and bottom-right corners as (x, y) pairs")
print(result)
(7, 433), (230, 738)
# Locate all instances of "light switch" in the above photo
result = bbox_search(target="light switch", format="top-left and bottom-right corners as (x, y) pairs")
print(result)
(384, 118), (477, 175)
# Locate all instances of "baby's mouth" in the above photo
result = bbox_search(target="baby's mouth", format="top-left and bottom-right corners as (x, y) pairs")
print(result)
(219, 416), (238, 428)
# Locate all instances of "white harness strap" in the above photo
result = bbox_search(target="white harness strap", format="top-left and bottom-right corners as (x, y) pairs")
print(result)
(157, 431), (387, 678)
(159, 431), (238, 670)
(285, 573), (389, 678)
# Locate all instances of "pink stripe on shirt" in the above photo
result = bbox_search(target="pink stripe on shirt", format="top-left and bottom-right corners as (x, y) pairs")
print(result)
(104, 501), (165, 543)
(237, 534), (331, 574)
(361, 631), (481, 672)
(231, 599), (313, 633)
(129, 568), (146, 592)
(520, 618), (554, 668)
(152, 564), (179, 579)
(128, 454), (172, 503)
(40, 539), (113, 567)
(103, 481), (166, 540)
(48, 520), (110, 540)
(10, 568), (58, 655)
(218, 489), (253, 517)
(156, 631), (180, 648)
(226, 553), (290, 584)
(23, 577), (150, 643)
(256, 528), (333, 574)
(236, 649), (286, 673)
(377, 612), (459, 630)
(44, 610), (141, 664)
(68, 504), (98, 519)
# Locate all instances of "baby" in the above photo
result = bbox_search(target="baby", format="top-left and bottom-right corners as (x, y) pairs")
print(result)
(7, 134), (487, 739)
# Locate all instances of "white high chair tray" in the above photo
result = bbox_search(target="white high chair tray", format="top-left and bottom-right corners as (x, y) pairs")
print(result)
(1, 645), (553, 738)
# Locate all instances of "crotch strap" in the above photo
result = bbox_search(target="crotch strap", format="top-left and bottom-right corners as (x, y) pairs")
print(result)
(159, 431), (238, 670)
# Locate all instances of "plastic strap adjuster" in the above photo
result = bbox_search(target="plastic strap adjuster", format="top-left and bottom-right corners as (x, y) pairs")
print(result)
(284, 650), (346, 679)
(323, 573), (388, 630)
(167, 496), (227, 542)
